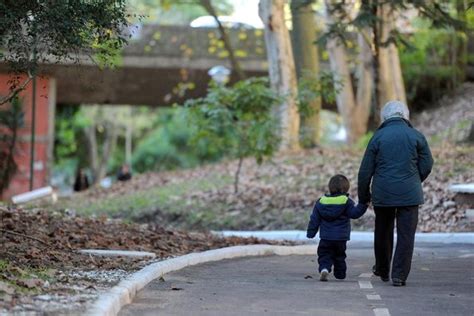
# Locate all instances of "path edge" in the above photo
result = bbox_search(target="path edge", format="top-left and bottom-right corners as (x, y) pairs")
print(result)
(86, 244), (317, 316)
(216, 231), (474, 244)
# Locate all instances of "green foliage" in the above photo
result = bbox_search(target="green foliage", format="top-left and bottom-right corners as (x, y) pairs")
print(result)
(186, 78), (281, 165)
(54, 105), (158, 185)
(130, 78), (280, 176)
(132, 108), (222, 173)
(320, 1), (464, 47)
(297, 70), (342, 118)
(0, 1), (129, 95)
(0, 97), (24, 194)
(92, 38), (124, 70)
(399, 29), (466, 108)
(356, 131), (374, 150)
(54, 106), (82, 165)
(128, 0), (233, 24)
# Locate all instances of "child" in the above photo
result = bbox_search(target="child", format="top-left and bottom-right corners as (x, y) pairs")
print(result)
(307, 174), (368, 281)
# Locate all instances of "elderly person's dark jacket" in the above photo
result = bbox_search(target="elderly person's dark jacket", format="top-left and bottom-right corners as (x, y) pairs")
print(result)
(358, 117), (434, 207)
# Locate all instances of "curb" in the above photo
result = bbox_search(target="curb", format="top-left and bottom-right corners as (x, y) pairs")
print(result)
(86, 244), (317, 316)
(215, 231), (474, 244)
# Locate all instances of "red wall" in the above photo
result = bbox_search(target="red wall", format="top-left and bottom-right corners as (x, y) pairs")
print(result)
(0, 74), (52, 200)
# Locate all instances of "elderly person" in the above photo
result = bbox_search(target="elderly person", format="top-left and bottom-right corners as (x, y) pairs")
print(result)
(358, 100), (434, 287)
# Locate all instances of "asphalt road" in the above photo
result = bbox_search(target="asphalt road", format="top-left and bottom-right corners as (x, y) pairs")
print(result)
(119, 242), (474, 316)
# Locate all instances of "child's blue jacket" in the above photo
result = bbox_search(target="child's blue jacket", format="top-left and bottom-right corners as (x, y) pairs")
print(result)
(306, 193), (367, 241)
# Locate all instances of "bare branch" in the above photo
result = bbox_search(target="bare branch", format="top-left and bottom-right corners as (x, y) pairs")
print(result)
(199, 0), (246, 80)
(0, 76), (33, 106)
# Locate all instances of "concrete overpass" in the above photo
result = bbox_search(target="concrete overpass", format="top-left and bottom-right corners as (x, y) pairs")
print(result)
(40, 25), (271, 106)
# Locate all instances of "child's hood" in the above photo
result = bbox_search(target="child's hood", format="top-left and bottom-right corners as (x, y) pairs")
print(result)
(316, 194), (349, 221)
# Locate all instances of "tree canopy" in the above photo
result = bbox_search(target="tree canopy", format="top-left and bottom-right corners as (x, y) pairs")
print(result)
(0, 0), (129, 104)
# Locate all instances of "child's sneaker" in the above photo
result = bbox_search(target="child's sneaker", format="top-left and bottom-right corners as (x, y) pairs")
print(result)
(320, 269), (329, 282)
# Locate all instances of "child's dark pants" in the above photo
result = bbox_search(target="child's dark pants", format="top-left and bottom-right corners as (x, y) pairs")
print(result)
(317, 239), (347, 279)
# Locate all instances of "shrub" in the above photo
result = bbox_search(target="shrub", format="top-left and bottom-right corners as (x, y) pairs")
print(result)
(400, 29), (466, 110)
(185, 77), (281, 192)
(131, 108), (223, 173)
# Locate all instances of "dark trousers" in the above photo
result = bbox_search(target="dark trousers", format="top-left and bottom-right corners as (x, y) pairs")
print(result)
(374, 206), (418, 281)
(317, 239), (347, 279)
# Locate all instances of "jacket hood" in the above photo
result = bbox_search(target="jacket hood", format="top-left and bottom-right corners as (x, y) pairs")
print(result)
(317, 194), (348, 221)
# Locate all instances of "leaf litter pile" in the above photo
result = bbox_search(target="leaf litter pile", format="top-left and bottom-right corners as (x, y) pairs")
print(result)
(0, 207), (284, 313)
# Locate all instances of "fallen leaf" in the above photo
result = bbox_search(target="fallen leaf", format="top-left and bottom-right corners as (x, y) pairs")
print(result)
(0, 281), (15, 294)
(171, 287), (183, 291)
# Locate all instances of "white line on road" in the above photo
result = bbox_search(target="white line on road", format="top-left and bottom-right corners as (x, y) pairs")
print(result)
(458, 253), (474, 258)
(359, 273), (373, 278)
(359, 280), (373, 289)
(367, 294), (381, 300)
(373, 308), (391, 316)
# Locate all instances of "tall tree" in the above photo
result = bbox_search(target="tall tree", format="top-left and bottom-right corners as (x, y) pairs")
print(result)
(259, 0), (301, 151)
(80, 106), (121, 183)
(322, 0), (464, 140)
(324, 1), (372, 144)
(290, 0), (322, 147)
(373, 3), (406, 125)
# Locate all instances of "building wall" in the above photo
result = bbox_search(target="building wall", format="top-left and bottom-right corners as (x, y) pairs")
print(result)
(0, 74), (54, 201)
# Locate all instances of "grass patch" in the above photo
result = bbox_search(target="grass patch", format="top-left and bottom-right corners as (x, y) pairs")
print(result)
(57, 173), (233, 219)
(0, 259), (56, 293)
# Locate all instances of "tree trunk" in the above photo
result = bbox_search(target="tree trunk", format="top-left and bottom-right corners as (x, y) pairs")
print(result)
(85, 125), (99, 182)
(97, 122), (118, 182)
(125, 108), (132, 166)
(259, 0), (301, 152)
(200, 0), (246, 80)
(324, 1), (372, 144)
(467, 120), (474, 143)
(85, 122), (118, 183)
(354, 29), (373, 137)
(456, 0), (468, 83)
(376, 3), (406, 124)
(290, 0), (321, 147)
(234, 156), (244, 193)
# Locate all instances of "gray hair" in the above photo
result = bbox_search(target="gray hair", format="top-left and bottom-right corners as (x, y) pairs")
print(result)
(380, 100), (410, 122)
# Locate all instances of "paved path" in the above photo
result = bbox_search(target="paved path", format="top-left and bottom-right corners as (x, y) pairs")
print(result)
(119, 243), (474, 316)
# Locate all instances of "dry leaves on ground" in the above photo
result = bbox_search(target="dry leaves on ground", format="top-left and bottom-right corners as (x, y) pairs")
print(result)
(0, 206), (288, 298)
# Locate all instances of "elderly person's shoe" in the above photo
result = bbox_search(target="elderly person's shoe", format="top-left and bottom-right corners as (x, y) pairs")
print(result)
(372, 265), (389, 282)
(392, 278), (406, 286)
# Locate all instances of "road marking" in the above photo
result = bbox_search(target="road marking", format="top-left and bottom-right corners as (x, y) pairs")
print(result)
(358, 271), (390, 316)
(373, 308), (391, 316)
(359, 273), (373, 278)
(359, 280), (373, 289)
(458, 254), (474, 258)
